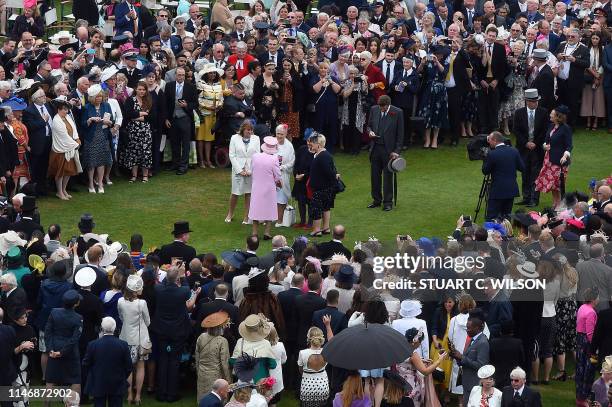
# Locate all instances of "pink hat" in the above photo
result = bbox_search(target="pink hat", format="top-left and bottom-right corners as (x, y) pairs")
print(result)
(261, 136), (278, 154)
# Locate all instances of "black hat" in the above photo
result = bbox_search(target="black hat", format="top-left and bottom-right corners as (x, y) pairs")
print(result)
(253, 22), (270, 30)
(383, 370), (412, 394)
(555, 105), (570, 115)
(334, 264), (357, 284)
(402, 38), (416, 49)
(112, 34), (130, 45)
(62, 289), (83, 307)
(512, 212), (536, 227)
(78, 213), (95, 232)
(172, 221), (192, 236)
(48, 258), (72, 280)
(21, 196), (37, 212)
(561, 230), (579, 241)
(221, 250), (247, 269)
(8, 307), (27, 322)
(59, 42), (79, 53)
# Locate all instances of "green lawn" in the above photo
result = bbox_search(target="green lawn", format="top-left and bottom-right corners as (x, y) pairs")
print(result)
(29, 131), (610, 406)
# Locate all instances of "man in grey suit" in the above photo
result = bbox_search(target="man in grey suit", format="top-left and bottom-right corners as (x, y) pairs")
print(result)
(367, 95), (404, 212)
(450, 314), (490, 406)
(577, 243), (612, 311)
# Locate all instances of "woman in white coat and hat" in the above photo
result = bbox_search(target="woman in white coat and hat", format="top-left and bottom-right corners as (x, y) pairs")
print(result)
(274, 124), (295, 226)
(226, 120), (261, 224)
(466, 365), (502, 407)
(391, 300), (430, 359)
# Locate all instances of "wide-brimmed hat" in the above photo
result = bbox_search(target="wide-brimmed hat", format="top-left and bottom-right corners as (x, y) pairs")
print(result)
(212, 26), (227, 34)
(59, 42), (79, 53)
(172, 221), (192, 236)
(1, 96), (28, 112)
(202, 310), (230, 328)
(532, 48), (548, 61)
(334, 264), (357, 284)
(555, 104), (570, 115)
(478, 365), (496, 379)
(516, 261), (538, 278)
(247, 256), (266, 279)
(399, 299), (422, 318)
(321, 253), (349, 266)
(79, 213), (95, 232)
(100, 66), (119, 82)
(85, 242), (118, 268)
(512, 212), (536, 227)
(63, 289), (83, 307)
(28, 254), (45, 274)
(87, 84), (104, 98)
(126, 274), (144, 292)
(75, 266), (97, 288)
(238, 314), (271, 341)
(221, 250), (247, 269)
(387, 157), (406, 173)
(201, 63), (224, 76)
(50, 30), (77, 45)
(51, 95), (72, 110)
(524, 88), (540, 100)
(21, 196), (37, 212)
(0, 231), (27, 255)
(262, 136), (279, 154)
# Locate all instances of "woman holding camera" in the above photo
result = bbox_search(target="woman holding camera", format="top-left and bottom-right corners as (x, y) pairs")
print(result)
(277, 58), (303, 140)
(341, 66), (369, 155)
(534, 105), (573, 209)
(416, 45), (449, 149)
(309, 62), (342, 153)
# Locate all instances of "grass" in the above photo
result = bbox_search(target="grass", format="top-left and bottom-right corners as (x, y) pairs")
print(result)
(28, 131), (610, 407)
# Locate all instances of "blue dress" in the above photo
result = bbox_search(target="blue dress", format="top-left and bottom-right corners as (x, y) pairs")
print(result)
(81, 103), (113, 169)
(417, 62), (449, 129)
(45, 308), (83, 384)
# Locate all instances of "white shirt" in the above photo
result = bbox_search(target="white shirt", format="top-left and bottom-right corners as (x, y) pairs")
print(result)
(382, 60), (396, 84)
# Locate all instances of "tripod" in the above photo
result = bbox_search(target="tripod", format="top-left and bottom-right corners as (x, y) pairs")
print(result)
(474, 175), (491, 222)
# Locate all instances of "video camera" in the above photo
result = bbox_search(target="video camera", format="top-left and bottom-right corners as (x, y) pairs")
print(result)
(466, 134), (512, 161)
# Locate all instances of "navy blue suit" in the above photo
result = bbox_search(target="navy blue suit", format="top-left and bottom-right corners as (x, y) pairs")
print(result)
(198, 392), (223, 407)
(482, 144), (524, 220)
(0, 324), (17, 386)
(82, 335), (132, 407)
(312, 305), (348, 340)
(22, 103), (55, 195)
(114, 1), (142, 37)
(485, 290), (513, 337)
(544, 124), (572, 166)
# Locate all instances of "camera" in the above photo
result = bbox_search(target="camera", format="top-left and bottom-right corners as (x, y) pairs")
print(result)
(462, 215), (472, 227)
(286, 37), (297, 44)
(399, 235), (408, 241)
(354, 76), (362, 83)
(466, 134), (511, 161)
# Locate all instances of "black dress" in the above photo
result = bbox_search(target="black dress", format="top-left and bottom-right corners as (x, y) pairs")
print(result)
(119, 97), (153, 169)
(292, 144), (314, 202)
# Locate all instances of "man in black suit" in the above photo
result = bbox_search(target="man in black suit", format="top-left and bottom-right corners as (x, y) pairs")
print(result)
(22, 87), (55, 196)
(367, 95), (404, 211)
(390, 56), (419, 147)
(118, 50), (143, 89)
(482, 131), (525, 220)
(144, 9), (170, 40)
(159, 221), (197, 266)
(230, 15), (248, 41)
(295, 274), (326, 350)
(0, 108), (18, 197)
(528, 49), (555, 112)
(513, 89), (548, 207)
(461, 0), (482, 32)
(151, 267), (197, 402)
(198, 380), (230, 407)
(0, 273), (28, 318)
(316, 225), (352, 261)
(490, 321), (525, 389)
(278, 273), (304, 394)
(405, 3), (427, 34)
(312, 289), (348, 340)
(555, 28), (590, 126)
(257, 37), (284, 70)
(371, 1), (388, 28)
(477, 25), (507, 133)
(445, 37), (471, 146)
(592, 306), (612, 366)
(9, 196), (42, 240)
(82, 317), (132, 407)
(220, 84), (254, 139)
(164, 67), (197, 175)
(501, 367), (543, 407)
(376, 49), (401, 92)
(193, 283), (240, 340)
(434, 3), (453, 34)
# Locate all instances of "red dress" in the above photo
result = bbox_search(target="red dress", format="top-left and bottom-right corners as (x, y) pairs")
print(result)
(11, 119), (30, 180)
(535, 126), (568, 193)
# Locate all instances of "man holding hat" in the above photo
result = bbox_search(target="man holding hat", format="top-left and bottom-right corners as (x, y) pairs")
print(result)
(159, 221), (196, 266)
(513, 89), (549, 208)
(528, 48), (555, 112)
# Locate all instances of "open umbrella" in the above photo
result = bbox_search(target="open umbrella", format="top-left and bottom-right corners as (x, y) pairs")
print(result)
(321, 323), (413, 370)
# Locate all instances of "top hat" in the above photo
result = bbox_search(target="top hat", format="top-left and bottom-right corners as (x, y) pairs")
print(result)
(524, 88), (540, 100)
(172, 221), (192, 236)
(21, 196), (37, 212)
(79, 213), (95, 232)
(388, 157), (407, 173)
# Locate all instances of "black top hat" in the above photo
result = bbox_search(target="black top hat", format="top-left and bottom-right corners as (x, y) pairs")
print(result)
(511, 212), (536, 227)
(21, 196), (37, 212)
(78, 213), (95, 232)
(172, 221), (192, 236)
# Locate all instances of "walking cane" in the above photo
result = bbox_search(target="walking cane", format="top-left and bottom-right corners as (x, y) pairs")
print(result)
(393, 172), (398, 207)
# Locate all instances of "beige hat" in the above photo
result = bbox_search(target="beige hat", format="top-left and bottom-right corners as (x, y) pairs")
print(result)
(238, 314), (271, 342)
(321, 253), (349, 266)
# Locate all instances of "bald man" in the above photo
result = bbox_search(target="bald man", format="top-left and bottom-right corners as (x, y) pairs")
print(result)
(316, 224), (352, 260)
(198, 379), (230, 407)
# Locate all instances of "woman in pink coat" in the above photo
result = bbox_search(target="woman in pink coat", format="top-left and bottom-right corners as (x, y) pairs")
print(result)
(249, 136), (282, 239)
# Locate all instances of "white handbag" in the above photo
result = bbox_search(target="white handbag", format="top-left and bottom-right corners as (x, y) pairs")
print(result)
(281, 204), (296, 227)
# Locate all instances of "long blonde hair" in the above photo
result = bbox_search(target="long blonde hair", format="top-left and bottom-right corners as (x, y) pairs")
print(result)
(341, 373), (365, 407)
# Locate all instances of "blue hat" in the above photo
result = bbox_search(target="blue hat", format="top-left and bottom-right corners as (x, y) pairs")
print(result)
(555, 105), (570, 115)
(1, 96), (28, 111)
(484, 222), (507, 237)
(141, 63), (156, 77)
(403, 38), (416, 49)
(62, 289), (83, 307)
(334, 264), (357, 284)
(221, 250), (247, 269)
(416, 237), (435, 256)
(561, 230), (579, 241)
(112, 34), (130, 44)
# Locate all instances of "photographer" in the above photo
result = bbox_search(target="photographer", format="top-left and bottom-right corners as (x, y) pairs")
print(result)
(341, 66), (369, 155)
(310, 62), (342, 153)
(416, 45), (449, 149)
(482, 131), (524, 221)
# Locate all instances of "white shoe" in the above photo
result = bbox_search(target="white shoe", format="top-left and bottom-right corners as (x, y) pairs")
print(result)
(275, 223), (283, 228)
(105, 179), (113, 185)
(98, 187), (105, 194)
(89, 187), (96, 193)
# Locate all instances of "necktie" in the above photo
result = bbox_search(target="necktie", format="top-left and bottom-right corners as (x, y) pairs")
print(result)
(404, 70), (409, 78)
(446, 53), (456, 81)
(239, 33), (243, 40)
(40, 106), (51, 136)
(381, 112), (385, 120)
(513, 391), (520, 400)
(176, 84), (183, 99)
(528, 110), (534, 137)
(468, 10), (473, 26)
(385, 62), (391, 83)
(488, 44), (492, 56)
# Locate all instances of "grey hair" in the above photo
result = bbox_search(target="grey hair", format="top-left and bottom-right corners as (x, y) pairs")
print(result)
(76, 76), (90, 87)
(236, 41), (247, 50)
(54, 82), (67, 95)
(271, 235), (287, 249)
(536, 39), (549, 50)
(510, 367), (527, 380)
(423, 11), (436, 21)
(159, 23), (172, 35)
(101, 316), (116, 334)
(275, 124), (287, 134)
(0, 273), (17, 287)
(212, 379), (229, 392)
(0, 81), (11, 91)
(1, 106), (12, 116)
(574, 201), (589, 213)
(318, 12), (329, 20)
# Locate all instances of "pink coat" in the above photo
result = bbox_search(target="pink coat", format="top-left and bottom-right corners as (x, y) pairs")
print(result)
(248, 152), (281, 221)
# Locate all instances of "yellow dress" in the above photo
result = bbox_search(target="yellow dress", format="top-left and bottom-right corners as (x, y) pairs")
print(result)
(196, 82), (224, 142)
(429, 312), (453, 390)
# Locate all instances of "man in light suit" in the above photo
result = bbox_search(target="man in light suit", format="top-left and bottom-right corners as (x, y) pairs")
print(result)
(577, 243), (612, 311)
(198, 379), (229, 407)
(82, 317), (132, 407)
(367, 95), (404, 211)
(450, 314), (490, 407)
(501, 367), (542, 407)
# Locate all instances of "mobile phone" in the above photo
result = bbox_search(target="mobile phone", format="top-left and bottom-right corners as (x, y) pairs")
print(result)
(463, 215), (472, 227)
(70, 236), (78, 245)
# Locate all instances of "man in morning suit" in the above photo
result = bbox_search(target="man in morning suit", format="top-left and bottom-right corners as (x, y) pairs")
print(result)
(489, 321), (525, 389)
(482, 131), (525, 221)
(312, 289), (348, 340)
(528, 49), (555, 112)
(159, 221), (197, 266)
(198, 379), (230, 407)
(278, 273), (305, 393)
(221, 84), (254, 139)
(295, 274), (326, 349)
(114, 0), (142, 39)
(450, 314), (490, 406)
(501, 366), (542, 407)
(118, 50), (143, 93)
(513, 89), (549, 208)
(82, 317), (132, 407)
(478, 25), (507, 133)
(367, 95), (404, 212)
(445, 37), (471, 146)
(0, 308), (19, 407)
(390, 55), (419, 147)
(164, 67), (197, 175)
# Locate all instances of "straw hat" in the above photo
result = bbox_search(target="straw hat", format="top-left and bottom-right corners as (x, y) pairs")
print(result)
(238, 314), (271, 341)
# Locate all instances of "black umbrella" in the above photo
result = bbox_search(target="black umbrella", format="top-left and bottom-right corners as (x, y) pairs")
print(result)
(321, 323), (413, 370)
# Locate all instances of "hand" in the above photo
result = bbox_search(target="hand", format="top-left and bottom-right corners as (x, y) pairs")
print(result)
(369, 83), (376, 90)
(451, 350), (462, 360)
(566, 55), (575, 62)
(560, 153), (569, 165)
(20, 341), (35, 351)
(178, 100), (187, 108)
(240, 170), (248, 176)
(236, 112), (245, 118)
(480, 80), (489, 89)
(139, 111), (148, 117)
(0, 176), (5, 184)
(431, 55), (438, 63)
(543, 143), (550, 151)
(165, 119), (171, 129)
(275, 180), (282, 188)
(390, 152), (399, 160)
(490, 80), (498, 89)
(295, 174), (304, 180)
(369, 130), (377, 138)
(336, 173), (341, 179)
(439, 351), (449, 360)
(322, 314), (332, 326)
(102, 119), (113, 126)
(526, 141), (536, 150)
(457, 215), (465, 229)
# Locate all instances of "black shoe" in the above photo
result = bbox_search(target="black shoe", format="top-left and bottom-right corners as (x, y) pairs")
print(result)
(383, 205), (392, 211)
(176, 169), (186, 175)
(367, 202), (381, 208)
(165, 166), (177, 172)
(516, 199), (530, 205)
(166, 396), (182, 403)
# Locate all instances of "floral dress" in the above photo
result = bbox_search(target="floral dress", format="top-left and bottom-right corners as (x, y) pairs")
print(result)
(277, 77), (300, 139)
(417, 62), (449, 129)
(10, 119), (30, 179)
(499, 54), (527, 121)
(120, 97), (152, 169)
(396, 351), (424, 407)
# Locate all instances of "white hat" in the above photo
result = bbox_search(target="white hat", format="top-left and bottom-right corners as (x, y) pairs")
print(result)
(85, 242), (118, 268)
(0, 231), (27, 255)
(496, 26), (510, 41)
(478, 365), (496, 379)
(87, 84), (104, 98)
(201, 63), (224, 76)
(399, 300), (422, 318)
(126, 274), (144, 292)
(100, 66), (119, 82)
(82, 233), (109, 245)
(75, 266), (97, 287)
(50, 30), (77, 45)
(516, 261), (538, 278)
(321, 253), (349, 266)
(14, 79), (36, 93)
(248, 267), (266, 280)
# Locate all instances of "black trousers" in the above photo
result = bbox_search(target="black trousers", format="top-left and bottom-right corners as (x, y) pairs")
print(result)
(156, 335), (184, 401)
(93, 395), (123, 407)
(399, 106), (413, 147)
(370, 144), (393, 206)
(151, 128), (162, 174)
(478, 84), (500, 134)
(27, 150), (50, 194)
(169, 117), (191, 171)
(447, 87), (463, 143)
(521, 149), (542, 204)
(556, 79), (580, 127)
(486, 197), (514, 221)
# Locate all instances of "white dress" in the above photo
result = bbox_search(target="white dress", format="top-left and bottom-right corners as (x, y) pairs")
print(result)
(276, 140), (295, 204)
(229, 134), (261, 195)
(297, 348), (329, 407)
(467, 386), (502, 407)
(269, 341), (287, 396)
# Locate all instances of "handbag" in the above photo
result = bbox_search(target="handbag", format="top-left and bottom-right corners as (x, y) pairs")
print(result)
(335, 178), (346, 193)
(281, 202), (296, 227)
(306, 85), (328, 113)
(137, 300), (152, 357)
